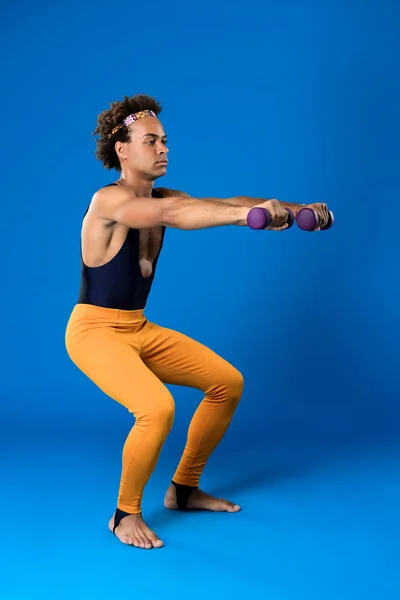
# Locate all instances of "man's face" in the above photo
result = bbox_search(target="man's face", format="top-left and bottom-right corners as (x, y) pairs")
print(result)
(116, 116), (169, 179)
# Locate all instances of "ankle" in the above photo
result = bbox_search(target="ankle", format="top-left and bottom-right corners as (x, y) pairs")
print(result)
(114, 508), (142, 527)
(171, 480), (198, 510)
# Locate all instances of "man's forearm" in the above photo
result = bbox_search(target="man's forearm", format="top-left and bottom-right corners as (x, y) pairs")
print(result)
(228, 196), (304, 216)
(157, 188), (305, 216)
(166, 197), (249, 229)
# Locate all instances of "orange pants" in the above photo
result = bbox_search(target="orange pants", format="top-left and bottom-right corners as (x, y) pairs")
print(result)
(65, 304), (244, 514)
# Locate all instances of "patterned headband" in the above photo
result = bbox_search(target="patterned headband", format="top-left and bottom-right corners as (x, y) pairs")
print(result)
(108, 110), (157, 138)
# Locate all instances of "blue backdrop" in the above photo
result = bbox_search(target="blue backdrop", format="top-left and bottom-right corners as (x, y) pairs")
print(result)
(1, 0), (399, 599)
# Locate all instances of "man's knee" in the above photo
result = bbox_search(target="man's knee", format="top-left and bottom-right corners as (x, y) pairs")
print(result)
(211, 364), (244, 402)
(152, 393), (175, 432)
(136, 390), (175, 434)
(227, 366), (244, 399)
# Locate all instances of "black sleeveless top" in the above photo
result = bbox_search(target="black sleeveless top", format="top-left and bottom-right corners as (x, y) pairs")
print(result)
(77, 184), (166, 310)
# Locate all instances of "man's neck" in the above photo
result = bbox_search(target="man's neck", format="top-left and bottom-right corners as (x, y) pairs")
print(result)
(117, 171), (155, 197)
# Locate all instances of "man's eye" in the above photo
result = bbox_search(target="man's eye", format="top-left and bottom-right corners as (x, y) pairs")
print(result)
(147, 140), (155, 145)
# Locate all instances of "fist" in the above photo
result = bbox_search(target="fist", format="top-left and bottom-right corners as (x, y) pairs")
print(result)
(302, 203), (330, 230)
(256, 199), (289, 231)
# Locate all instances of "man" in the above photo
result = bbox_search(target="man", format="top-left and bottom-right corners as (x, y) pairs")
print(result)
(65, 94), (330, 549)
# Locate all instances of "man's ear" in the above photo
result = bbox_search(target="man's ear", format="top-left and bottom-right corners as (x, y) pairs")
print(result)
(115, 141), (128, 162)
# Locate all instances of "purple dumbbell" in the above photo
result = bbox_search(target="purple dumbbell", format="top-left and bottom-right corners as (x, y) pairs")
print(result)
(247, 207), (295, 230)
(296, 208), (335, 231)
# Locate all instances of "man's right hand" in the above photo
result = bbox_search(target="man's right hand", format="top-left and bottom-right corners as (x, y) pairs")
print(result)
(254, 199), (290, 231)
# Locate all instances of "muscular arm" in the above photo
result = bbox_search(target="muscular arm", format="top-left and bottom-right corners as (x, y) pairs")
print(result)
(92, 185), (250, 231)
(156, 187), (304, 216)
(235, 197), (304, 215)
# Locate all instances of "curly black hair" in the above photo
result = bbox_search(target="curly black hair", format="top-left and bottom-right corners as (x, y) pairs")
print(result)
(92, 94), (162, 171)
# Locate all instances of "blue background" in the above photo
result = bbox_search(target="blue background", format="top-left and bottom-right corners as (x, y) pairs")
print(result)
(1, 0), (399, 598)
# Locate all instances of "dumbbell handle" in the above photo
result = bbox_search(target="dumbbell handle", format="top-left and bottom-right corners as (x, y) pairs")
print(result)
(296, 208), (335, 231)
(247, 207), (294, 230)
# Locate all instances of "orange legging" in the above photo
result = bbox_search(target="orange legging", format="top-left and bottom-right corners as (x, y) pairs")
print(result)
(65, 303), (244, 514)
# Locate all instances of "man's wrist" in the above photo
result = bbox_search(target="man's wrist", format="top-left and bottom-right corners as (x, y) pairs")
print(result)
(235, 206), (250, 226)
(279, 202), (306, 216)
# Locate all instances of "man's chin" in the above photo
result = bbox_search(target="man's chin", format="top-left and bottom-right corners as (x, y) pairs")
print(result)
(153, 164), (168, 177)
(141, 166), (167, 181)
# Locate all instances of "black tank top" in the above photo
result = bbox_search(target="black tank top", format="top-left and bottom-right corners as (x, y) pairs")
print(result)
(77, 184), (166, 310)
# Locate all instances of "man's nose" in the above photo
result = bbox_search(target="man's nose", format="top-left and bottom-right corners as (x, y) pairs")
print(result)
(158, 142), (169, 153)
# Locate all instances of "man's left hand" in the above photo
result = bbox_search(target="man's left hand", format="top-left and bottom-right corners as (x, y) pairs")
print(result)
(301, 203), (330, 230)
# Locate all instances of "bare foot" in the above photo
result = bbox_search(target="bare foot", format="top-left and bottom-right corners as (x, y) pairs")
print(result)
(108, 512), (164, 549)
(164, 484), (241, 512)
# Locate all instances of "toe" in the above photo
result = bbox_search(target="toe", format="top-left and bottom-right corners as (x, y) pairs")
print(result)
(152, 537), (164, 548)
(143, 534), (154, 549)
(225, 501), (240, 512)
(121, 536), (134, 545)
(138, 535), (151, 549)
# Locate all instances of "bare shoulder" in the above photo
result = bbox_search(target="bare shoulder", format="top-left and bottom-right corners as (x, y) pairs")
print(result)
(92, 184), (130, 208)
(154, 186), (191, 198)
(90, 184), (132, 222)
